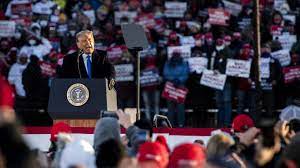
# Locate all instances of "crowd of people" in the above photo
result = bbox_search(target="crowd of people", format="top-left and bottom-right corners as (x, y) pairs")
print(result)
(1, 0), (300, 128)
(1, 75), (300, 168)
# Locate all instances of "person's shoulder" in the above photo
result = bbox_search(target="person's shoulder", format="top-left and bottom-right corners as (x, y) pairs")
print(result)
(63, 51), (78, 60)
(94, 50), (107, 57)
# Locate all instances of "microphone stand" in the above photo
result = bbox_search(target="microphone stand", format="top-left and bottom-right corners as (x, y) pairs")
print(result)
(129, 47), (143, 120)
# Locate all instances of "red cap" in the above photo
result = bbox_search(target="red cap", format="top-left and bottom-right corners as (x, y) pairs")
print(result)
(0, 75), (14, 109)
(243, 43), (251, 49)
(156, 135), (170, 153)
(233, 32), (241, 38)
(50, 122), (72, 142)
(194, 34), (203, 40)
(169, 31), (177, 39)
(180, 21), (187, 27)
(168, 143), (206, 168)
(232, 114), (254, 133)
(138, 142), (169, 168)
(216, 38), (224, 45)
(224, 35), (232, 42)
(205, 32), (213, 39)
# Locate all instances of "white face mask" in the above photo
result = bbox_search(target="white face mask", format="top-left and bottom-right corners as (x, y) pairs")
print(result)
(14, 32), (21, 39)
(70, 30), (76, 36)
(216, 45), (225, 51)
(29, 39), (36, 46)
(225, 42), (231, 46)
(72, 13), (77, 20)
(40, 20), (48, 27)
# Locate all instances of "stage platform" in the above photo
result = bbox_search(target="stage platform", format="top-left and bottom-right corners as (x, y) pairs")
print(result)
(23, 127), (230, 151)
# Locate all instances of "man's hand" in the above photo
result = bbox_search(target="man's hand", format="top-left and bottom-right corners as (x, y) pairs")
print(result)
(237, 127), (260, 146)
(108, 79), (115, 90)
(116, 109), (133, 129)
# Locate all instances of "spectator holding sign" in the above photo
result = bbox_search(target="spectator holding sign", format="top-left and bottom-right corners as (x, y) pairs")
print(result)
(236, 44), (256, 115)
(213, 38), (233, 127)
(257, 44), (281, 119)
(163, 51), (189, 127)
(284, 52), (300, 104)
(141, 56), (160, 121)
(8, 52), (28, 98)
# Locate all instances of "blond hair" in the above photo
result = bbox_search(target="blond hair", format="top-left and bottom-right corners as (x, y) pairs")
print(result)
(206, 134), (235, 158)
(76, 30), (93, 42)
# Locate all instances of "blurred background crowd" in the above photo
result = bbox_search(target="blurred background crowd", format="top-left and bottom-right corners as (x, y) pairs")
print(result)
(1, 0), (300, 168)
(0, 0), (300, 128)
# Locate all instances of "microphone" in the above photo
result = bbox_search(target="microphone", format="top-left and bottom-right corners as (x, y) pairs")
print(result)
(77, 49), (84, 78)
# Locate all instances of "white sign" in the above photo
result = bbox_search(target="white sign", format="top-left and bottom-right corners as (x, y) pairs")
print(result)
(0, 21), (16, 37)
(200, 70), (227, 90)
(167, 46), (191, 59)
(274, 34), (297, 50)
(223, 0), (242, 16)
(274, 0), (286, 11)
(260, 58), (270, 79)
(226, 59), (251, 78)
(271, 49), (291, 67)
(139, 46), (157, 58)
(165, 2), (187, 18)
(114, 11), (137, 25)
(187, 57), (208, 74)
(180, 36), (195, 47)
(114, 64), (134, 82)
(283, 15), (296, 24)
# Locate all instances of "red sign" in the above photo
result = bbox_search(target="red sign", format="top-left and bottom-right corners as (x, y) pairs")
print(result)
(162, 82), (188, 104)
(106, 45), (127, 63)
(135, 13), (156, 29)
(39, 61), (57, 77)
(10, 16), (32, 27)
(11, 3), (32, 15)
(208, 8), (230, 26)
(270, 25), (283, 36)
(283, 66), (300, 84)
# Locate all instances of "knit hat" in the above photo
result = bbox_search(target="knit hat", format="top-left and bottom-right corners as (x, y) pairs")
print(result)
(50, 122), (72, 142)
(138, 141), (169, 168)
(156, 135), (170, 153)
(232, 114), (254, 133)
(168, 143), (206, 168)
(60, 139), (96, 168)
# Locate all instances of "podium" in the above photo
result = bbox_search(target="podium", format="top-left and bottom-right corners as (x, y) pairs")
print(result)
(48, 79), (117, 127)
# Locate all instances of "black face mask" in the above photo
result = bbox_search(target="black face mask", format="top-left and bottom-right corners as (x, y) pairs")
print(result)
(170, 55), (182, 65)
(116, 37), (124, 45)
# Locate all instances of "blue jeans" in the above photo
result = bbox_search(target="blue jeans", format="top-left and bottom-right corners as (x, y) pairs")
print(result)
(142, 90), (160, 120)
(167, 101), (185, 127)
(237, 89), (256, 115)
(215, 83), (232, 127)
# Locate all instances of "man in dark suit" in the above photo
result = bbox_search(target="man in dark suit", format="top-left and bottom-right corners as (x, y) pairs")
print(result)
(61, 30), (115, 89)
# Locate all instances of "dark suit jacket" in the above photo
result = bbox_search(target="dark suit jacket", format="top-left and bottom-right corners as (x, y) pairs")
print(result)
(60, 50), (115, 79)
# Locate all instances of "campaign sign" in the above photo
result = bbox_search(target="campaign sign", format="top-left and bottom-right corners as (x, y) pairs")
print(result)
(140, 68), (160, 87)
(271, 49), (291, 67)
(226, 59), (251, 78)
(161, 82), (188, 103)
(200, 70), (227, 90)
(187, 57), (208, 74)
(283, 66), (300, 84)
(114, 64), (134, 82)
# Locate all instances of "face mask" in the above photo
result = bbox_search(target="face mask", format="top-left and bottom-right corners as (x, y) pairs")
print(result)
(40, 20), (48, 27)
(14, 32), (21, 39)
(34, 30), (41, 37)
(72, 13), (77, 20)
(155, 11), (163, 18)
(51, 15), (59, 23)
(216, 45), (225, 51)
(225, 42), (231, 46)
(70, 30), (76, 36)
(29, 39), (36, 46)
(195, 40), (201, 47)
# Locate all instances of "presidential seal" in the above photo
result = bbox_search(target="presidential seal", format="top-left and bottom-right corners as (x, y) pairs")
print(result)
(66, 83), (89, 106)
